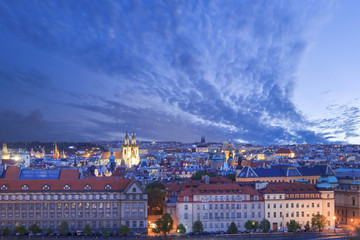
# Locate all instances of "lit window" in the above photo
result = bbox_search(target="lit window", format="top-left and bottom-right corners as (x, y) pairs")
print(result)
(43, 185), (50, 190)
(22, 185), (29, 190)
(84, 184), (91, 190)
(63, 185), (71, 190)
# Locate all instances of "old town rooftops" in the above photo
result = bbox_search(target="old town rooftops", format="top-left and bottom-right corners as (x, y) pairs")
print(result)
(260, 182), (320, 194)
(0, 166), (133, 192)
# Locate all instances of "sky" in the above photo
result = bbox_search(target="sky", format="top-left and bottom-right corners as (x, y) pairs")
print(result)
(0, 0), (359, 145)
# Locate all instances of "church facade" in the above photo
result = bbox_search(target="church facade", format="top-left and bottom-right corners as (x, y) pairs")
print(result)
(122, 132), (140, 168)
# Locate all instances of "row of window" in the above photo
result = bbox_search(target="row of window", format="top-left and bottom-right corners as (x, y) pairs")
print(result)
(0, 193), (145, 201)
(0, 202), (119, 210)
(195, 195), (258, 201)
(184, 203), (261, 210)
(184, 211), (261, 220)
(1, 184), (113, 191)
(0, 220), (146, 229)
(266, 202), (330, 209)
(0, 211), (119, 219)
(266, 210), (331, 218)
(266, 193), (321, 200)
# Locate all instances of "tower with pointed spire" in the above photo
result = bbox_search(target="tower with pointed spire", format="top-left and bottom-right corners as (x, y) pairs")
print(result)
(122, 132), (140, 167)
(1, 143), (10, 160)
(53, 142), (60, 159)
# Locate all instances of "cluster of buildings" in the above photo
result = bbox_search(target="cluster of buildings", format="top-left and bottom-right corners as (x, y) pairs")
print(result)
(1, 134), (360, 234)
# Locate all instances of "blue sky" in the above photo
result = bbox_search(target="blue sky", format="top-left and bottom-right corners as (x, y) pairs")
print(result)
(0, 0), (359, 145)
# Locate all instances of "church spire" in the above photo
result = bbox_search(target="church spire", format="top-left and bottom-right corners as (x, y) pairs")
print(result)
(124, 132), (129, 145)
(131, 132), (136, 145)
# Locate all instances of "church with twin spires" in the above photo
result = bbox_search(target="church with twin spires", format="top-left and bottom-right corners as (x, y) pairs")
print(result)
(98, 132), (140, 168)
(122, 132), (140, 167)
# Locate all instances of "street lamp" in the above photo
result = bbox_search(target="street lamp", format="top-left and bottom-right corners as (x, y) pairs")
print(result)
(333, 216), (336, 234)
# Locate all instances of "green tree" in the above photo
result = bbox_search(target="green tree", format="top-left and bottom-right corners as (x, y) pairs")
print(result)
(14, 225), (28, 235)
(153, 213), (174, 236)
(227, 174), (236, 181)
(191, 170), (215, 180)
(177, 223), (186, 234)
(46, 228), (53, 236)
(58, 221), (69, 236)
(227, 222), (238, 234)
(146, 181), (165, 190)
(2, 227), (10, 235)
(101, 226), (109, 236)
(29, 223), (42, 234)
(245, 220), (258, 231)
(260, 219), (271, 233)
(304, 222), (311, 232)
(287, 220), (301, 232)
(147, 188), (165, 215)
(83, 223), (92, 236)
(311, 214), (327, 232)
(119, 225), (130, 236)
(192, 220), (204, 234)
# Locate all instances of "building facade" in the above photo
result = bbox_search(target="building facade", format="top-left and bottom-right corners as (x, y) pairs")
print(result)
(122, 132), (140, 167)
(0, 166), (148, 234)
(260, 182), (335, 231)
(176, 183), (264, 232)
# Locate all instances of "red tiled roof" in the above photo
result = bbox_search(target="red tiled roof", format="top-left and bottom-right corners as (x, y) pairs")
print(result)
(100, 152), (123, 159)
(59, 169), (79, 179)
(179, 183), (261, 197)
(275, 149), (294, 154)
(4, 166), (20, 179)
(260, 183), (319, 194)
(0, 178), (132, 192)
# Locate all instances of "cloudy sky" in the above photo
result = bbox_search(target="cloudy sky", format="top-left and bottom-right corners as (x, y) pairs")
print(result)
(0, 0), (359, 145)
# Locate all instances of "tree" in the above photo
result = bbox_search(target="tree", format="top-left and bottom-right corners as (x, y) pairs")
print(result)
(311, 214), (327, 232)
(119, 225), (130, 236)
(101, 226), (109, 236)
(260, 219), (271, 233)
(227, 222), (238, 234)
(2, 227), (10, 235)
(227, 174), (236, 181)
(192, 220), (204, 234)
(177, 223), (186, 234)
(29, 223), (42, 234)
(245, 220), (258, 231)
(287, 220), (301, 232)
(147, 188), (165, 215)
(146, 181), (165, 191)
(46, 228), (53, 236)
(191, 170), (215, 180)
(83, 223), (92, 236)
(304, 222), (311, 232)
(14, 225), (28, 235)
(58, 221), (69, 236)
(153, 213), (174, 236)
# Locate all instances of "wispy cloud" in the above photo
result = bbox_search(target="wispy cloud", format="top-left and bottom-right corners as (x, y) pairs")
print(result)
(0, 0), (334, 144)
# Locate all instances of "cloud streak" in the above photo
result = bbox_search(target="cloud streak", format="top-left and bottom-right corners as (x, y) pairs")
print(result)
(0, 0), (335, 144)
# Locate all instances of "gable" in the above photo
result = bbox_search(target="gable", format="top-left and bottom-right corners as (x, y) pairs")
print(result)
(124, 180), (145, 194)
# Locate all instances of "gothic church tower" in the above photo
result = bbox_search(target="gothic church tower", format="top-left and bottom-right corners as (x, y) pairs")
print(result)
(122, 132), (140, 167)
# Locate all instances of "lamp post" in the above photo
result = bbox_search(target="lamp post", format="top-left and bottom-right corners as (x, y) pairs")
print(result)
(333, 216), (336, 234)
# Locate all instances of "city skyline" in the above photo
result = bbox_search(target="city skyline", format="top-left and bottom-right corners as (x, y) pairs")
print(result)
(0, 1), (359, 145)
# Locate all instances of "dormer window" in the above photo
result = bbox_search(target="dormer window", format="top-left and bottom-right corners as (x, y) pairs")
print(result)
(1, 185), (8, 190)
(43, 185), (50, 190)
(84, 184), (91, 190)
(105, 184), (112, 190)
(22, 185), (29, 190)
(63, 185), (71, 190)
(132, 187), (136, 192)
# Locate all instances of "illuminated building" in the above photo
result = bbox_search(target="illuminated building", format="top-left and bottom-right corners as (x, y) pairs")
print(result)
(1, 143), (10, 160)
(122, 132), (140, 167)
(274, 149), (295, 158)
(0, 166), (148, 233)
(52, 143), (60, 159)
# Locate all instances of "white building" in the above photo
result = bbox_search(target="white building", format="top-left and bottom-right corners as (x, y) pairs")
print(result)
(260, 182), (335, 231)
